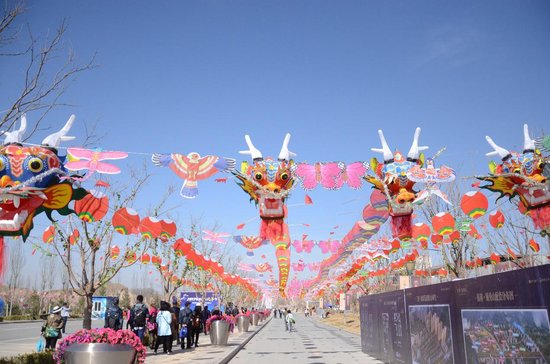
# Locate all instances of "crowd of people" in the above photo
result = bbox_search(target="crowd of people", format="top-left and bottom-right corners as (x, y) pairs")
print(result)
(40, 294), (284, 355)
(103, 294), (252, 355)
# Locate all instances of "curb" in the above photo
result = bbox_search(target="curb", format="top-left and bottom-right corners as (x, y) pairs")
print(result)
(219, 316), (272, 364)
(0, 318), (81, 325)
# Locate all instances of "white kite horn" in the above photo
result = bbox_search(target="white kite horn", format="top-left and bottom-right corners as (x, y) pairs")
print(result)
(278, 133), (295, 161)
(523, 124), (536, 152)
(3, 114), (27, 145)
(485, 135), (511, 160)
(407, 127), (429, 160)
(239, 134), (263, 161)
(371, 129), (393, 162)
(41, 114), (76, 148)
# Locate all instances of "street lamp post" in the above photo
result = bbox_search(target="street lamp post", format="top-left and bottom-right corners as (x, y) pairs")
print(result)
(405, 261), (416, 288)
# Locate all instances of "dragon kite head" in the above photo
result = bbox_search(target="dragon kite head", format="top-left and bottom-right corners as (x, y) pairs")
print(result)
(479, 124), (550, 234)
(366, 127), (427, 216)
(234, 133), (295, 219)
(0, 114), (86, 239)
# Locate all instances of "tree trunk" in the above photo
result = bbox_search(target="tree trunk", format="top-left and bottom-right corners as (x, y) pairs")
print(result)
(83, 292), (93, 329)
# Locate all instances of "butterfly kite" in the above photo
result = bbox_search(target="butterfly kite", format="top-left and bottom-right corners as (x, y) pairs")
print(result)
(152, 152), (236, 198)
(65, 148), (128, 182)
(318, 240), (341, 254)
(293, 161), (369, 190)
(292, 236), (315, 253)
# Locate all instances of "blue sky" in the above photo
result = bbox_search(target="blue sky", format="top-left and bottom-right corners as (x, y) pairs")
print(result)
(1, 0), (549, 289)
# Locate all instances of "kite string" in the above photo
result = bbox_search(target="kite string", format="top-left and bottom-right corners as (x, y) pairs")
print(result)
(0, 168), (67, 193)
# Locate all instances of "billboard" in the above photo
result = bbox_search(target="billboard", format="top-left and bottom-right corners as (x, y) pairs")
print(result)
(359, 264), (550, 364)
(180, 291), (219, 310)
(91, 296), (116, 320)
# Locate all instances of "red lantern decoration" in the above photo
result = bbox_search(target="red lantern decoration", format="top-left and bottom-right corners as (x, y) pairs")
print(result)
(468, 224), (482, 239)
(69, 229), (80, 245)
(74, 190), (109, 222)
(412, 223), (431, 245)
(110, 246), (120, 259)
(152, 255), (162, 265)
(172, 238), (192, 257)
(529, 239), (540, 252)
(125, 251), (137, 263)
(432, 212), (455, 236)
(437, 268), (448, 277)
(490, 252), (501, 264)
(141, 253), (151, 264)
(431, 233), (443, 247)
(507, 248), (518, 260)
(112, 208), (140, 235)
(460, 191), (488, 219)
(42, 226), (55, 244)
(449, 230), (461, 244)
(159, 219), (177, 242)
(489, 210), (505, 229)
(139, 217), (162, 239)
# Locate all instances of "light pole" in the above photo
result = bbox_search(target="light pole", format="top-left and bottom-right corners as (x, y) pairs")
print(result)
(405, 261), (416, 288)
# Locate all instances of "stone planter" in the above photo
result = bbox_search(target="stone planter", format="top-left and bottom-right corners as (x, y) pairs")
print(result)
(64, 343), (136, 364)
(250, 313), (260, 326)
(209, 320), (230, 345)
(237, 316), (250, 333)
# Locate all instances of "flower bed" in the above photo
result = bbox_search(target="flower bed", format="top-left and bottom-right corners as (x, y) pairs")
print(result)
(53, 328), (146, 364)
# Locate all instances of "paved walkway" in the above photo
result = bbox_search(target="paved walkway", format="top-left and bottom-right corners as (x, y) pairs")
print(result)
(145, 317), (271, 364)
(230, 315), (383, 364)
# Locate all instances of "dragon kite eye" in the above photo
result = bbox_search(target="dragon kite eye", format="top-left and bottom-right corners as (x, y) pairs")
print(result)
(28, 158), (44, 172)
(255, 173), (263, 181)
(280, 173), (289, 181)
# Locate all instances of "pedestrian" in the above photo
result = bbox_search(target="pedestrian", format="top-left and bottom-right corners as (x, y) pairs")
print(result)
(60, 302), (71, 333)
(283, 308), (288, 330)
(202, 305), (211, 335)
(231, 304), (239, 317)
(125, 306), (132, 329)
(154, 301), (172, 355)
(148, 303), (159, 350)
(211, 305), (221, 316)
(273, 308), (278, 318)
(42, 305), (63, 351)
(170, 297), (180, 345)
(191, 305), (203, 347)
(129, 294), (149, 344)
(104, 297), (123, 330)
(286, 309), (295, 332)
(179, 301), (193, 349)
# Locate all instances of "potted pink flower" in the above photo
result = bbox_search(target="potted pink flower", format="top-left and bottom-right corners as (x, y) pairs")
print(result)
(206, 314), (235, 345)
(235, 313), (250, 332)
(54, 328), (146, 364)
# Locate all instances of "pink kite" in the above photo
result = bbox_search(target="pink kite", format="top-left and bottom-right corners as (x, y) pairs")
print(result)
(293, 162), (342, 190)
(292, 238), (315, 253)
(334, 161), (369, 189)
(318, 240), (340, 254)
(66, 148), (128, 182)
(202, 230), (231, 244)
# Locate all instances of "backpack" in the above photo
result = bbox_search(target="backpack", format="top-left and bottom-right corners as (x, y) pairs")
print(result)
(133, 306), (147, 327)
(192, 315), (202, 330)
(106, 306), (121, 329)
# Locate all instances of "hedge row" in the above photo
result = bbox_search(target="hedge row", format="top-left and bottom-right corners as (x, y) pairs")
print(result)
(0, 352), (54, 364)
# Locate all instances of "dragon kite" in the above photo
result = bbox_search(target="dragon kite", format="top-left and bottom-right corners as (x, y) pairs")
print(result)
(232, 133), (295, 295)
(0, 114), (87, 274)
(478, 124), (550, 236)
